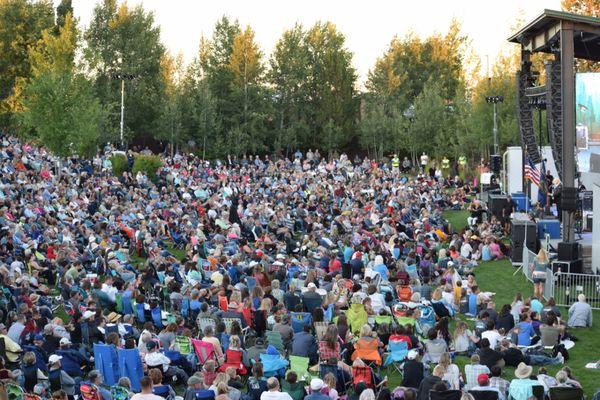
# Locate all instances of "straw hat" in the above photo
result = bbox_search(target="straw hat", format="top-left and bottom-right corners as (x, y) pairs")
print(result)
(515, 362), (533, 379)
(106, 312), (122, 323)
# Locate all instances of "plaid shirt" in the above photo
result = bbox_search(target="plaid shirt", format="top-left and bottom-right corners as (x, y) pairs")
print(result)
(318, 340), (341, 361)
(490, 376), (510, 398)
(464, 364), (490, 390)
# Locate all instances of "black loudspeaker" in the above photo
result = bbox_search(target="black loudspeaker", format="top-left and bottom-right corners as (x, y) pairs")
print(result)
(510, 242), (524, 263)
(488, 194), (508, 218)
(490, 154), (501, 174)
(561, 187), (578, 212)
(511, 221), (537, 245)
(558, 242), (580, 261)
(552, 259), (583, 274)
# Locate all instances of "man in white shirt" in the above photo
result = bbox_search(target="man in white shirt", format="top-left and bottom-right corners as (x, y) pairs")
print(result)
(481, 321), (503, 350)
(131, 376), (164, 400)
(260, 377), (293, 400)
(144, 341), (189, 383)
(101, 275), (118, 302)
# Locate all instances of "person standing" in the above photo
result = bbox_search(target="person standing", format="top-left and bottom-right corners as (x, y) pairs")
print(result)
(530, 249), (549, 300)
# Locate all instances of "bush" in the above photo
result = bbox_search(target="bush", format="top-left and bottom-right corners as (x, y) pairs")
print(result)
(132, 154), (162, 181)
(109, 153), (128, 176)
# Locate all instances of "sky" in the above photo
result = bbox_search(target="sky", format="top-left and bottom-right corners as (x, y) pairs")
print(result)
(64, 0), (562, 86)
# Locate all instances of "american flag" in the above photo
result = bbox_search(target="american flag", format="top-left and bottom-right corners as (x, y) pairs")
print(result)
(525, 157), (541, 187)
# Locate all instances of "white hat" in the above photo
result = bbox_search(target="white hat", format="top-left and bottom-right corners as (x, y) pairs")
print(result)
(59, 337), (71, 346)
(48, 354), (63, 364)
(310, 378), (324, 391)
(276, 254), (286, 260)
(82, 310), (95, 320)
(307, 282), (317, 289)
(447, 261), (454, 267)
(407, 350), (419, 360)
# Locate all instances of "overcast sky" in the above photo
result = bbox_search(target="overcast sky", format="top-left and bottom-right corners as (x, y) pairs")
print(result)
(63, 0), (562, 85)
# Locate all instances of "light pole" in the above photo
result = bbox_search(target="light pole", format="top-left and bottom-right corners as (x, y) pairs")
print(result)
(486, 95), (504, 155)
(110, 71), (136, 149)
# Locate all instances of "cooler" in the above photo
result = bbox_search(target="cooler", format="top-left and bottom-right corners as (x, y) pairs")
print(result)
(537, 219), (561, 239)
(511, 192), (529, 212)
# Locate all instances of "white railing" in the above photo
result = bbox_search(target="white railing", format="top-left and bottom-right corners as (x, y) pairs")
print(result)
(550, 271), (600, 310)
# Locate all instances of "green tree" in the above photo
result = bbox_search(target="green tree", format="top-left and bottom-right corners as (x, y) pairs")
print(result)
(227, 25), (267, 155)
(55, 0), (72, 34)
(268, 24), (311, 153)
(0, 0), (54, 123)
(409, 80), (453, 159)
(84, 0), (166, 145)
(20, 14), (104, 157)
(305, 21), (357, 154)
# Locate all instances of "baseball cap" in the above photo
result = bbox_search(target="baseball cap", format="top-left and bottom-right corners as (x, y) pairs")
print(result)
(146, 341), (158, 350)
(60, 337), (71, 346)
(477, 374), (490, 386)
(307, 282), (317, 289)
(33, 334), (44, 341)
(407, 350), (419, 360)
(49, 354), (63, 364)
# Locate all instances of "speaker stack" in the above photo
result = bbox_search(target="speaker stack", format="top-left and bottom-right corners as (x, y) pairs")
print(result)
(510, 220), (538, 263)
(490, 154), (501, 175)
(561, 187), (578, 212)
(488, 194), (508, 220)
(552, 242), (583, 273)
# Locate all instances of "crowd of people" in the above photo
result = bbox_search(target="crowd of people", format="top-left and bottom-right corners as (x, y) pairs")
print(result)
(0, 136), (594, 400)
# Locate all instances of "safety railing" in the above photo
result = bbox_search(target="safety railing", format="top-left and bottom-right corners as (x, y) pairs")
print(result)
(551, 271), (600, 310)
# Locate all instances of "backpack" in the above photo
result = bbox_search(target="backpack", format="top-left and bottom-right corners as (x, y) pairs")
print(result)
(80, 382), (101, 400)
(111, 386), (130, 400)
(5, 383), (24, 400)
(398, 286), (412, 302)
(552, 343), (570, 361)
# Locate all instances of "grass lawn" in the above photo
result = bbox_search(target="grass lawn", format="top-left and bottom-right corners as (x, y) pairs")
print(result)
(387, 210), (600, 395)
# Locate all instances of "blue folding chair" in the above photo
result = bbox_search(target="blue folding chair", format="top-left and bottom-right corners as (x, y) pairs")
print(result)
(151, 307), (164, 329)
(136, 303), (146, 323)
(383, 340), (409, 374)
(290, 312), (312, 333)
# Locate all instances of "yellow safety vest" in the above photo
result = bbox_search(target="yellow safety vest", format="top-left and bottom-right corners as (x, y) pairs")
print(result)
(459, 156), (467, 166)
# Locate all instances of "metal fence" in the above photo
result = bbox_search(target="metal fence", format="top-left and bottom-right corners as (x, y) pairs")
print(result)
(520, 246), (600, 307)
(550, 271), (600, 310)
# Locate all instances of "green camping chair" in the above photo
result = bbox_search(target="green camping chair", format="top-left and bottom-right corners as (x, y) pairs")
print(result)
(175, 336), (191, 355)
(289, 355), (311, 382)
(374, 315), (392, 326)
(266, 330), (285, 354)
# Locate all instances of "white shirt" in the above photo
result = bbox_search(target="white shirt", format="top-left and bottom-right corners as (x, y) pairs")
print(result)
(260, 391), (293, 400)
(460, 243), (473, 258)
(482, 330), (503, 349)
(369, 293), (387, 314)
(131, 393), (164, 400)
(101, 283), (118, 302)
(144, 352), (171, 372)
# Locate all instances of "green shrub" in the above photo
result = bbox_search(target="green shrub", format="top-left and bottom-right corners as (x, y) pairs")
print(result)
(109, 153), (128, 176)
(132, 154), (162, 181)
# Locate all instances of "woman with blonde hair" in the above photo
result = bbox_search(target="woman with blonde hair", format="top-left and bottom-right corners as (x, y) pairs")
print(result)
(437, 352), (461, 390)
(530, 248), (549, 299)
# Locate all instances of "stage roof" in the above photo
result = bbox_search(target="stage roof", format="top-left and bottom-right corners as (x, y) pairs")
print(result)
(508, 9), (600, 61)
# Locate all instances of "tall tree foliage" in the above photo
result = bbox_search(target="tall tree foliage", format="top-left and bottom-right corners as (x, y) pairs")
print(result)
(269, 24), (312, 153)
(84, 0), (165, 145)
(20, 14), (104, 157)
(305, 22), (357, 154)
(0, 0), (54, 123)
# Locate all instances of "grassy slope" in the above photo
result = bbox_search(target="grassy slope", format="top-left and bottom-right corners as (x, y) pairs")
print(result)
(421, 210), (600, 396)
